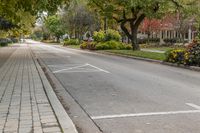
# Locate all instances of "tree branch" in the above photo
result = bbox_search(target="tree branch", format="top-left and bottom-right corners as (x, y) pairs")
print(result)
(135, 14), (145, 28)
(170, 0), (183, 8)
(120, 21), (132, 39)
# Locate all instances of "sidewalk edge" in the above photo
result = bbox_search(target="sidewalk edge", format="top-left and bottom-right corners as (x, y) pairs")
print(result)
(31, 52), (78, 133)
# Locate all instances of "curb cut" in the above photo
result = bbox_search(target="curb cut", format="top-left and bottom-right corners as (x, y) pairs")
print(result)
(31, 51), (78, 133)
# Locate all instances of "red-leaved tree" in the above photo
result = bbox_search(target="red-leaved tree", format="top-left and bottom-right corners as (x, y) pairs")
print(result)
(140, 18), (161, 43)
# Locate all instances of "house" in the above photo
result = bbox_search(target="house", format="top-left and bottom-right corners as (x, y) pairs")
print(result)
(139, 14), (197, 44)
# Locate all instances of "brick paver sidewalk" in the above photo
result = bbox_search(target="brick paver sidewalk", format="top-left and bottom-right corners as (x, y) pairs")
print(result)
(0, 44), (62, 133)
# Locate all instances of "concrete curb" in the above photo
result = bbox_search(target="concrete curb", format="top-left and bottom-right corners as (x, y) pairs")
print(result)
(31, 51), (78, 133)
(96, 51), (163, 64)
(57, 46), (200, 72)
(98, 51), (200, 72)
(36, 57), (103, 133)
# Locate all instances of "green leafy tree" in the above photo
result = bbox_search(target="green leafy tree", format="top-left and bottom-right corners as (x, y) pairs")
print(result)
(61, 1), (100, 39)
(0, 0), (70, 35)
(45, 15), (64, 42)
(89, 0), (199, 50)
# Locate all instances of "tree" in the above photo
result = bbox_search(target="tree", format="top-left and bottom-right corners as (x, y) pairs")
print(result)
(89, 0), (198, 50)
(140, 18), (161, 43)
(0, 17), (16, 31)
(61, 1), (100, 39)
(45, 15), (64, 42)
(0, 0), (70, 35)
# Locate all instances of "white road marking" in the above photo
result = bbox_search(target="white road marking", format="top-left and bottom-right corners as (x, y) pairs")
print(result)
(53, 64), (88, 73)
(87, 63), (110, 74)
(48, 64), (81, 67)
(91, 110), (200, 120)
(52, 63), (110, 74)
(186, 103), (200, 110)
(56, 70), (103, 73)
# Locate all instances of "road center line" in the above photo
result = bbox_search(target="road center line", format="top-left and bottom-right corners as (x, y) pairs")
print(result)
(91, 110), (200, 120)
(186, 103), (200, 110)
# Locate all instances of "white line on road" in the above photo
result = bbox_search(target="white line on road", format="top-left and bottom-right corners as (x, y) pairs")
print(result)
(48, 64), (82, 67)
(186, 103), (200, 110)
(55, 70), (104, 73)
(87, 63), (110, 74)
(91, 110), (200, 120)
(52, 63), (110, 74)
(53, 64), (88, 73)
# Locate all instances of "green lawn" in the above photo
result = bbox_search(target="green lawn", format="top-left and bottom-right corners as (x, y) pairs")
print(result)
(142, 46), (185, 52)
(62, 45), (185, 61)
(103, 50), (166, 61)
(65, 45), (166, 61)
(66, 45), (80, 49)
(143, 47), (173, 52)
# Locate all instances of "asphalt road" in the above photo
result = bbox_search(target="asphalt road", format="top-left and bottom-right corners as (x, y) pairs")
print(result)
(28, 40), (200, 133)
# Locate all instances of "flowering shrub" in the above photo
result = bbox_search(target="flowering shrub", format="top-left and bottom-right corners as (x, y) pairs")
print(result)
(165, 40), (200, 66)
(187, 41), (200, 66)
(165, 49), (188, 65)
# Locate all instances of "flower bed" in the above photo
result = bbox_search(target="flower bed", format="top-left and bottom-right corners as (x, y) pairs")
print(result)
(165, 41), (200, 67)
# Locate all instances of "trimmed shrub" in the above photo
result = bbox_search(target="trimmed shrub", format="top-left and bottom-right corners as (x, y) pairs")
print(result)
(105, 29), (121, 42)
(96, 41), (119, 50)
(80, 40), (132, 50)
(80, 41), (87, 49)
(93, 30), (105, 42)
(0, 38), (9, 47)
(93, 29), (121, 42)
(63, 39), (80, 46)
(87, 42), (97, 50)
(140, 44), (158, 48)
(187, 41), (200, 66)
(165, 49), (188, 65)
(138, 38), (160, 44)
(80, 41), (98, 50)
(95, 43), (108, 50)
(11, 38), (18, 43)
(96, 40), (132, 50)
(124, 44), (133, 50)
(163, 38), (177, 45)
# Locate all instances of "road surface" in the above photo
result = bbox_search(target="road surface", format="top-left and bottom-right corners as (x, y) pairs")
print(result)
(28, 40), (200, 133)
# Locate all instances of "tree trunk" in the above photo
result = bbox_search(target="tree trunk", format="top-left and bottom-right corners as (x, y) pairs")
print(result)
(147, 32), (150, 45)
(104, 17), (108, 32)
(119, 14), (145, 51)
(120, 25), (140, 50)
(132, 29), (140, 50)
(120, 22), (137, 50)
(56, 36), (60, 42)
